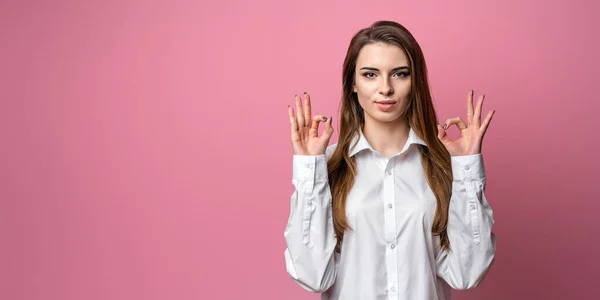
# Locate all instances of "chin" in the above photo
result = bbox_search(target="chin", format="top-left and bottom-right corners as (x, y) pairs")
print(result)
(368, 111), (404, 123)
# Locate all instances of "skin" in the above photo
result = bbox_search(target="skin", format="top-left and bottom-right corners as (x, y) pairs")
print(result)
(352, 42), (412, 157)
(288, 43), (495, 158)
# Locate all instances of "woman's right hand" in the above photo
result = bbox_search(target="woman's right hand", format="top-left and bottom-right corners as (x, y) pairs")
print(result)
(288, 92), (334, 156)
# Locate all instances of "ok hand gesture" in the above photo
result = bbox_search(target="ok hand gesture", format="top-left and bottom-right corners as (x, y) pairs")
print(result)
(437, 90), (496, 156)
(288, 93), (334, 156)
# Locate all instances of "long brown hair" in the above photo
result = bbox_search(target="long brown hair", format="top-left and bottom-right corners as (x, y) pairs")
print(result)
(328, 20), (453, 253)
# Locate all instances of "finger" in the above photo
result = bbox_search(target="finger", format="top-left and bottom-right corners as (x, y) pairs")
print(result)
(304, 93), (312, 128)
(481, 110), (495, 134)
(444, 117), (467, 131)
(309, 115), (328, 138)
(474, 94), (485, 127)
(321, 115), (334, 140)
(289, 105), (299, 134)
(467, 90), (474, 125)
(437, 123), (451, 143)
(295, 95), (304, 128)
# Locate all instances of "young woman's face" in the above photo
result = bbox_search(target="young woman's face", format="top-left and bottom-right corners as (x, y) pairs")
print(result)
(353, 42), (412, 125)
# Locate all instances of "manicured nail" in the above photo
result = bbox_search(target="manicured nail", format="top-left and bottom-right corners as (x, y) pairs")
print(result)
(470, 89), (473, 94)
(322, 117), (327, 121)
(304, 92), (307, 94)
(443, 124), (447, 130)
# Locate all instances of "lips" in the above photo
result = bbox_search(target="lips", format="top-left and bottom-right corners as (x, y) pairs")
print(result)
(375, 100), (397, 104)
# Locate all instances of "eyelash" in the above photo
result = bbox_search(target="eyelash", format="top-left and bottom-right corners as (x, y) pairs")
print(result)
(363, 72), (410, 78)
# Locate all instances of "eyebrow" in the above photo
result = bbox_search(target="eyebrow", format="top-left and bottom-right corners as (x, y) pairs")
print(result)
(359, 66), (410, 72)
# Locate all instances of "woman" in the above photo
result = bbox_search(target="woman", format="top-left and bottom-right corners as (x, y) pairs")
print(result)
(284, 20), (496, 300)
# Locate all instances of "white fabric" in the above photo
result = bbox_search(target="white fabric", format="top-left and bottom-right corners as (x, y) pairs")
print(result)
(284, 127), (496, 300)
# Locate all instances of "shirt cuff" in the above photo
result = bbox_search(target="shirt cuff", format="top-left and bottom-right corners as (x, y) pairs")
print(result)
(293, 154), (328, 181)
(451, 153), (485, 181)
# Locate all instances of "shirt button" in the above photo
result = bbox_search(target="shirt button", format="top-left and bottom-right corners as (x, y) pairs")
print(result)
(470, 203), (476, 209)
(307, 200), (312, 205)
(391, 286), (396, 292)
(388, 203), (393, 209)
(390, 244), (395, 249)
(386, 170), (392, 175)
(464, 165), (470, 171)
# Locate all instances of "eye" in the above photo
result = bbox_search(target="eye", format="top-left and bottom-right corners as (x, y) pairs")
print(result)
(362, 72), (376, 78)
(393, 72), (410, 78)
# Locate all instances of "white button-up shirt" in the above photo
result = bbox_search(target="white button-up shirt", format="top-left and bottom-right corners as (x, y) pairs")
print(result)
(284, 127), (496, 300)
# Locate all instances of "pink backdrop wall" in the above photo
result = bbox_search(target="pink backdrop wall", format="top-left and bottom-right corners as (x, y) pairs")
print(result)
(1, 0), (598, 299)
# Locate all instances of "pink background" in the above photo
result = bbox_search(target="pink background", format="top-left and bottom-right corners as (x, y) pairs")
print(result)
(1, 0), (598, 299)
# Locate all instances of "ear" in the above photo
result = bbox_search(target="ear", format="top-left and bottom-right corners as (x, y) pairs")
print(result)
(353, 84), (357, 93)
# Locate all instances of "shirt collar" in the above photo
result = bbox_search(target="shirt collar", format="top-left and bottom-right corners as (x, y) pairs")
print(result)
(349, 126), (428, 157)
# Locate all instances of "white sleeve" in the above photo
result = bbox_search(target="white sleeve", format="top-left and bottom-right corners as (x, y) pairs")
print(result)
(435, 153), (497, 290)
(283, 153), (337, 293)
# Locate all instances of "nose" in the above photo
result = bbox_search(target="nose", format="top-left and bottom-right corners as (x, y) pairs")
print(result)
(379, 77), (393, 95)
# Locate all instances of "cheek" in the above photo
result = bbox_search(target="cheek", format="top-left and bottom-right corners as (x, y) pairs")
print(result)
(354, 85), (372, 108)
(395, 79), (412, 95)
(355, 81), (376, 95)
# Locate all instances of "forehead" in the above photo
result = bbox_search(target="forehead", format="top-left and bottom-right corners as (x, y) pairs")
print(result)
(356, 42), (409, 68)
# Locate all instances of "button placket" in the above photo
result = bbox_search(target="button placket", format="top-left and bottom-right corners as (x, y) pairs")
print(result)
(382, 163), (399, 299)
(300, 158), (316, 246)
(464, 177), (482, 245)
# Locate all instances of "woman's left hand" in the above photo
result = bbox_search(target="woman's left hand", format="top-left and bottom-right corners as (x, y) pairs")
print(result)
(437, 90), (495, 156)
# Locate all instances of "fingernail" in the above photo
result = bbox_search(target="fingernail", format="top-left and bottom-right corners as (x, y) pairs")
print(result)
(288, 105), (290, 107)
(304, 92), (307, 94)
(322, 117), (327, 121)
(443, 124), (447, 130)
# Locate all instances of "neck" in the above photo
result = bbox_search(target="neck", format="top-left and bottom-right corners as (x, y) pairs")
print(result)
(362, 117), (410, 158)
